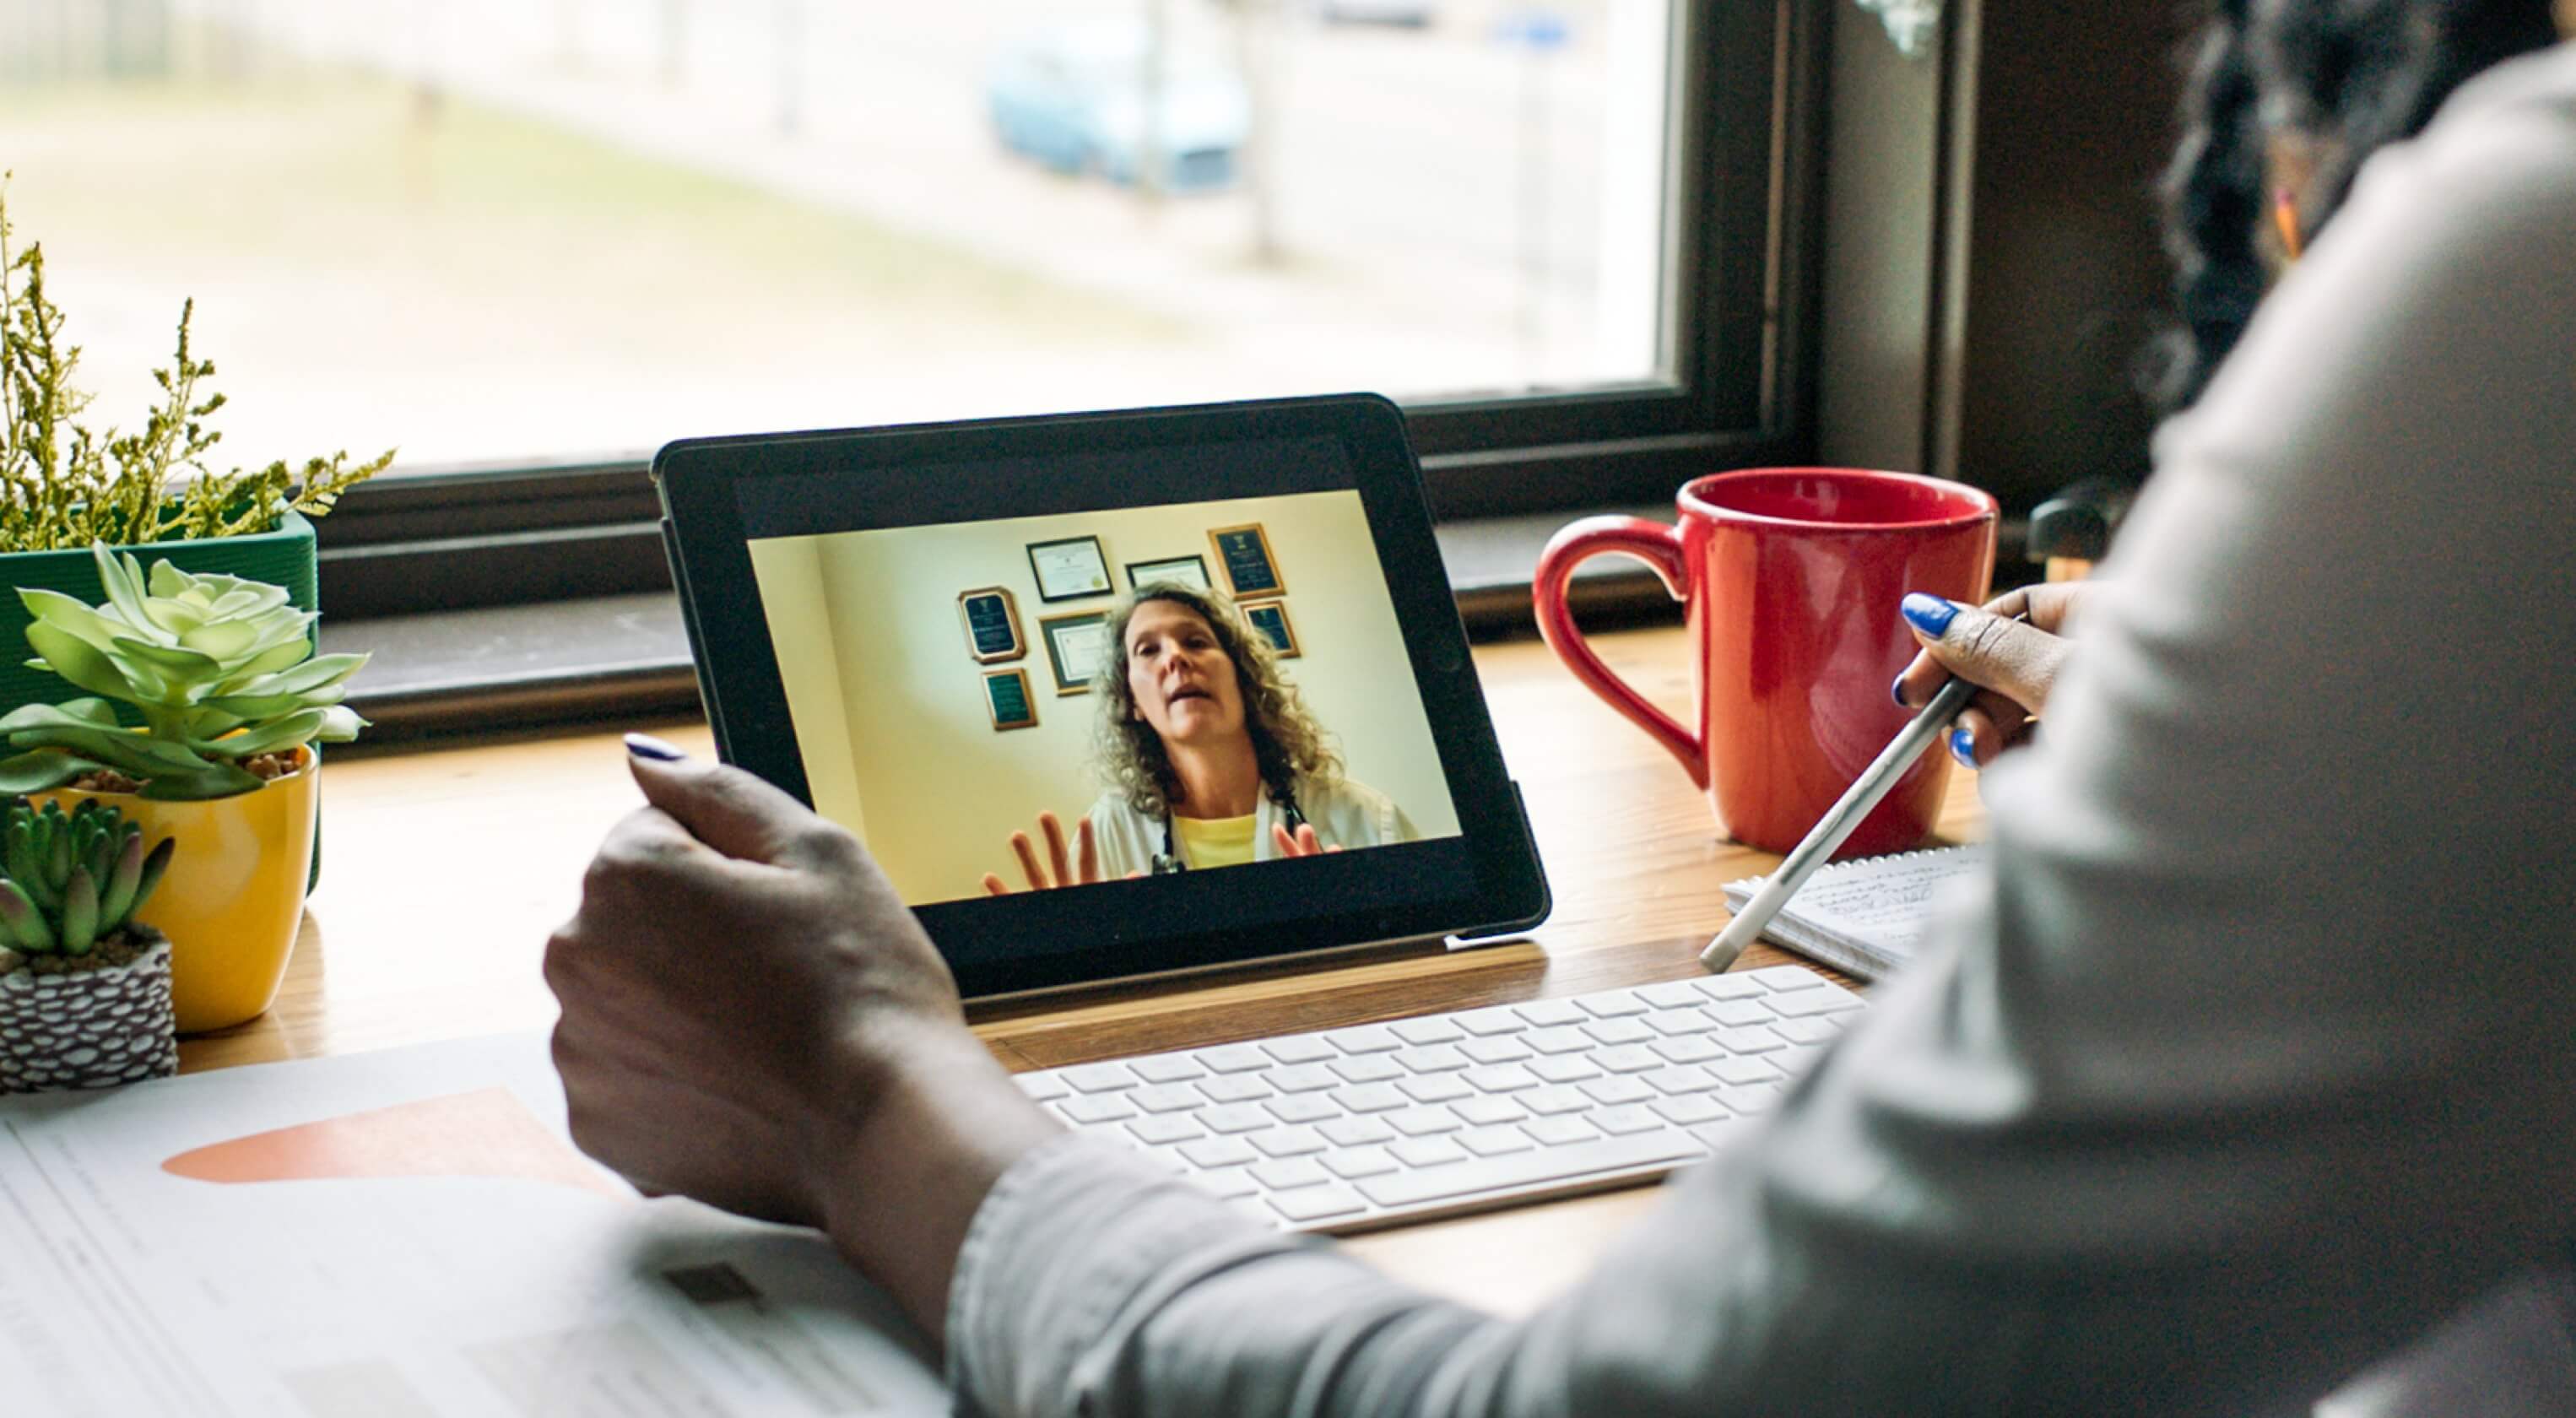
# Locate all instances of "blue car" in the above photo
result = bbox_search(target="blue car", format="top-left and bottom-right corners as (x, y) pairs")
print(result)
(985, 24), (1253, 193)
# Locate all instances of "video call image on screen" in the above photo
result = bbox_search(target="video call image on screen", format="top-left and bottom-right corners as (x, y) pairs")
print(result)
(746, 488), (1464, 907)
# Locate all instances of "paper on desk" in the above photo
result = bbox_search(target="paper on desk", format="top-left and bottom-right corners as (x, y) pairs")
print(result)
(0, 1032), (947, 1417)
(1722, 842), (1985, 978)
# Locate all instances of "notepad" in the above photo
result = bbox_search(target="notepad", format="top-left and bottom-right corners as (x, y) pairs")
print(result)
(1721, 842), (1985, 980)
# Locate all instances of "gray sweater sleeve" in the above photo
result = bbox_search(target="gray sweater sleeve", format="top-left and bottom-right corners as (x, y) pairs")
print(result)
(945, 46), (2576, 1418)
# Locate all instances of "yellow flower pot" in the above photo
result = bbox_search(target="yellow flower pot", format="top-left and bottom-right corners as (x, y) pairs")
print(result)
(35, 749), (318, 1034)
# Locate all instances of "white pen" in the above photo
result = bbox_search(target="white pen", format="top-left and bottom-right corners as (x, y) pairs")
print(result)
(1699, 622), (2007, 972)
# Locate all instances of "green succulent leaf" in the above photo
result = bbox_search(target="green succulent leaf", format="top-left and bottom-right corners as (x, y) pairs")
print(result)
(110, 635), (222, 679)
(97, 831), (143, 934)
(18, 587), (124, 649)
(137, 760), (265, 800)
(212, 706), (328, 757)
(0, 881), (57, 953)
(314, 704), (369, 742)
(132, 836), (176, 912)
(60, 866), (97, 955)
(145, 560), (194, 599)
(229, 652), (367, 700)
(177, 617), (262, 660)
(25, 620), (149, 702)
(7, 723), (217, 777)
(91, 546), (160, 643)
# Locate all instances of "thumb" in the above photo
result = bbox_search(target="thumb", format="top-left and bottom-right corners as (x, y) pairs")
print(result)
(1898, 593), (2068, 716)
(623, 734), (819, 866)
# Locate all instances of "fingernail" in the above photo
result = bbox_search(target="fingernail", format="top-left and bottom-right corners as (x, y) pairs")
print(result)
(625, 733), (687, 762)
(1891, 674), (1911, 708)
(1949, 727), (1977, 768)
(1901, 593), (1960, 637)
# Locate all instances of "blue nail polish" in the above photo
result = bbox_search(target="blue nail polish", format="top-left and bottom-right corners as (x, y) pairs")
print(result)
(1891, 674), (1911, 708)
(1949, 727), (1977, 768)
(625, 733), (687, 762)
(1901, 593), (1959, 637)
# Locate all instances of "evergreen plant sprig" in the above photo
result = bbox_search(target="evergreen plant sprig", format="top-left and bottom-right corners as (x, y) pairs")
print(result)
(0, 175), (396, 554)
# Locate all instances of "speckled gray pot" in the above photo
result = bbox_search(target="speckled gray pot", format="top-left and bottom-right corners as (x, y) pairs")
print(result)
(0, 929), (179, 1094)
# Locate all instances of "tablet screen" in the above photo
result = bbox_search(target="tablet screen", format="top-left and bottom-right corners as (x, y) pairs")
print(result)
(662, 396), (1547, 996)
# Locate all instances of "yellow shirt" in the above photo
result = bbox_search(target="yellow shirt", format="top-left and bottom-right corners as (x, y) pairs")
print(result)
(1171, 813), (1258, 869)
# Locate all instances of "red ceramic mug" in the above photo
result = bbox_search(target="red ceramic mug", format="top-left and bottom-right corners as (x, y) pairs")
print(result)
(1534, 468), (1999, 858)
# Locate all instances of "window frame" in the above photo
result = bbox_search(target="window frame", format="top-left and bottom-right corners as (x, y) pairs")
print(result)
(311, 0), (1826, 622)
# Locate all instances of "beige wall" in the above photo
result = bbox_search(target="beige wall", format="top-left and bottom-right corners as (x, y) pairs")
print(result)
(749, 490), (1460, 905)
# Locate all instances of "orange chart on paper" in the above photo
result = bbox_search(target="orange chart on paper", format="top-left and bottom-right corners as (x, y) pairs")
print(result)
(161, 1087), (625, 1199)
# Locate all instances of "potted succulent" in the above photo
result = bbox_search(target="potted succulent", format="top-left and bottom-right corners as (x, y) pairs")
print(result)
(0, 798), (180, 1092)
(0, 177), (392, 719)
(0, 545), (365, 1032)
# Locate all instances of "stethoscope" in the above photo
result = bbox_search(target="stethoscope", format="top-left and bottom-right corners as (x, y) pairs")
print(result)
(1150, 793), (1308, 874)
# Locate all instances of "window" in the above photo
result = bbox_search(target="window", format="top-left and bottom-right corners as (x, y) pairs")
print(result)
(3, 0), (1815, 616)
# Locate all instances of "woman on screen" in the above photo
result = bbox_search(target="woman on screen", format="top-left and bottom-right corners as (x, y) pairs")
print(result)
(980, 585), (1416, 893)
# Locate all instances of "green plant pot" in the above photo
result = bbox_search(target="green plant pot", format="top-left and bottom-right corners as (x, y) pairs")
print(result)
(0, 511), (318, 717)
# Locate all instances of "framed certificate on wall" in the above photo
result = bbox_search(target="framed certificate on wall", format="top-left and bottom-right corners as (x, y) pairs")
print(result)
(956, 587), (1026, 663)
(1040, 610), (1112, 695)
(982, 668), (1039, 730)
(1026, 534), (1113, 602)
(1208, 523), (1284, 599)
(1123, 554), (1212, 595)
(1243, 600), (1300, 658)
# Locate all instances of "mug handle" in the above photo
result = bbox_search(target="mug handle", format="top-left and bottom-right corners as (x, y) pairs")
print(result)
(1531, 517), (1706, 789)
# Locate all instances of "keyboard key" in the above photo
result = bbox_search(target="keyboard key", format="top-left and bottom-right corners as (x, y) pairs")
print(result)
(1197, 1044), (1273, 1074)
(1711, 1057), (1785, 1086)
(1459, 1125), (1536, 1157)
(1262, 1036), (1338, 1065)
(1058, 1095), (1136, 1124)
(1126, 1114), (1204, 1145)
(1777, 1045), (1827, 1074)
(1591, 1105), (1664, 1136)
(1320, 1145), (1399, 1180)
(1691, 1119), (1754, 1150)
(1132, 1084), (1205, 1114)
(1707, 999), (1778, 1028)
(1527, 1056), (1603, 1085)
(1190, 1166), (1260, 1199)
(1513, 999), (1588, 1028)
(1594, 1045), (1664, 1074)
(1695, 974), (1772, 1001)
(1322, 1024), (1404, 1054)
(1714, 1026), (1787, 1054)
(1576, 991), (1648, 1018)
(1651, 1095), (1734, 1127)
(1332, 1083), (1410, 1113)
(1061, 1063), (1139, 1093)
(1266, 1064), (1342, 1094)
(1015, 1073), (1071, 1102)
(1581, 1017), (1655, 1046)
(1453, 1096), (1529, 1127)
(1642, 1065), (1718, 1096)
(1328, 1055), (1404, 1085)
(1742, 966), (1816, 991)
(1201, 1104), (1274, 1134)
(1521, 1085), (1593, 1116)
(1397, 1074), (1474, 1105)
(1179, 1137), (1259, 1169)
(1320, 1116), (1398, 1147)
(1719, 1080), (1786, 1114)
(1268, 1184), (1366, 1224)
(1388, 1136), (1470, 1167)
(1453, 1006), (1528, 1036)
(1648, 1036), (1725, 1065)
(1633, 982), (1707, 1009)
(1388, 1106), (1464, 1136)
(1769, 987), (1864, 1018)
(1199, 1075), (1274, 1104)
(1521, 1026), (1595, 1056)
(1393, 1044), (1471, 1074)
(1459, 1036), (1535, 1065)
(1355, 1133), (1699, 1209)
(1521, 1115), (1599, 1147)
(1390, 1017), (1467, 1046)
(1579, 1076), (1655, 1107)
(1775, 1016), (1845, 1045)
(1250, 1157), (1330, 1190)
(1644, 1007), (1711, 1036)
(1264, 1095), (1341, 1125)
(1131, 1055), (1208, 1085)
(1248, 1127), (1327, 1158)
(1463, 1064), (1540, 1093)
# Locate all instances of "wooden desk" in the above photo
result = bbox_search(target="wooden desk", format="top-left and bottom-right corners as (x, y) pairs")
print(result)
(179, 624), (1983, 1317)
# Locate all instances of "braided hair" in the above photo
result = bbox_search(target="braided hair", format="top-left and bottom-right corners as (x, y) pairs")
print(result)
(2148, 0), (2559, 412)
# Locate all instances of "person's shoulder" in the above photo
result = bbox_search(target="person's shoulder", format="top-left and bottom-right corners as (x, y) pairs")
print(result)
(2410, 41), (2576, 203)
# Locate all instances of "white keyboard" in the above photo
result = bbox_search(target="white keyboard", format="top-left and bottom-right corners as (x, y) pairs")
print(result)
(1012, 965), (1864, 1233)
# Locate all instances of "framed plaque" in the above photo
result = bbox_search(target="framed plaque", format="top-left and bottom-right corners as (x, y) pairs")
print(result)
(1243, 600), (1300, 658)
(1039, 610), (1112, 695)
(1026, 534), (1113, 602)
(1208, 522), (1285, 599)
(1123, 554), (1212, 595)
(982, 668), (1039, 730)
(956, 587), (1026, 663)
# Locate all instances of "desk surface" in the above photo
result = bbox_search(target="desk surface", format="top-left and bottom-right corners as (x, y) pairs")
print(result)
(181, 624), (1983, 1317)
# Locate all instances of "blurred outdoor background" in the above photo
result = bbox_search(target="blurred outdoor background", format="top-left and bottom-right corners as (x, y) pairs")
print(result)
(1, 0), (1677, 474)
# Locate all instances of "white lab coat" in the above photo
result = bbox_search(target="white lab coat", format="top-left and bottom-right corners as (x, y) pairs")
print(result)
(1085, 775), (1415, 878)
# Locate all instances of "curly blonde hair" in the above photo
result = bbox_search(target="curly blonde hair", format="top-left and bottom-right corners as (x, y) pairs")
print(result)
(1095, 585), (1340, 816)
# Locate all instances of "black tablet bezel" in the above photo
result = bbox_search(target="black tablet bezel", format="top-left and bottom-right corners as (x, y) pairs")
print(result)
(653, 393), (1550, 999)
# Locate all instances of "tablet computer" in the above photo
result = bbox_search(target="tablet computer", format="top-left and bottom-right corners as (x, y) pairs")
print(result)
(655, 393), (1550, 999)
